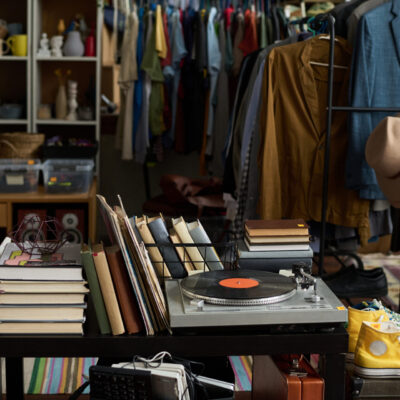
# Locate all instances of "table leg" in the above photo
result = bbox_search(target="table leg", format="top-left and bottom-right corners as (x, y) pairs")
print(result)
(320, 353), (346, 400)
(6, 357), (24, 400)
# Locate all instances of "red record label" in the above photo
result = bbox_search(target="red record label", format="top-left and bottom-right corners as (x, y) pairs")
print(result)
(219, 278), (259, 289)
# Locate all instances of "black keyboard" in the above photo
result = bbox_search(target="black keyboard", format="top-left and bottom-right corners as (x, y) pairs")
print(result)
(89, 365), (153, 400)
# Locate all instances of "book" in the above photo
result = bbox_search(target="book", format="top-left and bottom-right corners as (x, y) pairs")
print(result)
(92, 243), (125, 336)
(105, 244), (144, 334)
(147, 215), (187, 279)
(0, 241), (82, 266)
(245, 234), (310, 244)
(172, 217), (208, 271)
(0, 322), (83, 335)
(0, 305), (86, 321)
(245, 219), (309, 237)
(186, 220), (224, 270)
(135, 216), (171, 279)
(0, 280), (89, 293)
(0, 293), (86, 305)
(169, 228), (195, 273)
(0, 266), (83, 281)
(244, 238), (310, 252)
(237, 240), (313, 259)
(97, 194), (156, 335)
(81, 243), (111, 335)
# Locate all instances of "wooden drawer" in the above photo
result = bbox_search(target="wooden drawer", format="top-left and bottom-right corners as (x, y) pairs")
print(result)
(0, 203), (7, 227)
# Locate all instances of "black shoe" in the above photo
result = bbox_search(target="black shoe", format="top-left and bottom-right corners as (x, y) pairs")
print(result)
(325, 267), (388, 298)
(322, 265), (384, 282)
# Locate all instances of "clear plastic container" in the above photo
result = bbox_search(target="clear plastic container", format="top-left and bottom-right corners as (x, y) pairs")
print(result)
(0, 159), (41, 193)
(42, 159), (94, 194)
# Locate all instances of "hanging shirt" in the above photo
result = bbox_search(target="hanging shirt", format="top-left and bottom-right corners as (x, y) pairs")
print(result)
(116, 9), (139, 160)
(238, 8), (258, 57)
(232, 11), (245, 76)
(155, 4), (168, 59)
(259, 35), (370, 245)
(347, 0), (400, 199)
(133, 7), (145, 160)
(136, 10), (154, 164)
(205, 7), (222, 156)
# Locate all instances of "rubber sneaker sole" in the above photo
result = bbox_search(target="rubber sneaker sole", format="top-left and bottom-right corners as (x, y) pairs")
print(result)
(354, 365), (400, 379)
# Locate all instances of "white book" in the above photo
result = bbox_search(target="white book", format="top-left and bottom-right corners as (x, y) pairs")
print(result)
(186, 220), (223, 270)
(171, 217), (208, 271)
(244, 238), (311, 252)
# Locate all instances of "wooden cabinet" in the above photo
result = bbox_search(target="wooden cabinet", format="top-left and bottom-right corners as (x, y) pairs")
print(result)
(0, 180), (97, 241)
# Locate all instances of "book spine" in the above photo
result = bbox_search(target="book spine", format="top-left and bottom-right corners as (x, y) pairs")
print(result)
(147, 218), (187, 279)
(92, 246), (125, 336)
(105, 246), (144, 334)
(188, 225), (224, 270)
(80, 249), (111, 335)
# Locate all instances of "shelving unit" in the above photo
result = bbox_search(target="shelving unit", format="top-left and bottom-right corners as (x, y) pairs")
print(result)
(32, 0), (103, 174)
(0, 0), (31, 132)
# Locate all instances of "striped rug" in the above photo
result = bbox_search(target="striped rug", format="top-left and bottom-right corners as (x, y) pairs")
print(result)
(25, 357), (97, 394)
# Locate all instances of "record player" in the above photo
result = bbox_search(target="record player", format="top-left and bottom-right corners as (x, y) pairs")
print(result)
(165, 265), (347, 329)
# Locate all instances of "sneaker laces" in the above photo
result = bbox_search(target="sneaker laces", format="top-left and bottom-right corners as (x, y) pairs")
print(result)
(371, 299), (400, 328)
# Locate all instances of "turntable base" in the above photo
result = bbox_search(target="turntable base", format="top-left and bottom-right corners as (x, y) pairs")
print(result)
(166, 277), (347, 328)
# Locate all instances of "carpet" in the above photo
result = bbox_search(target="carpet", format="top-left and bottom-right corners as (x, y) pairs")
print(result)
(1, 357), (97, 394)
(359, 252), (400, 310)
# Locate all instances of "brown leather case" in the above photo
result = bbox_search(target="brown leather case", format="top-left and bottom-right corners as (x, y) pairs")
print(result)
(104, 245), (144, 334)
(252, 355), (324, 400)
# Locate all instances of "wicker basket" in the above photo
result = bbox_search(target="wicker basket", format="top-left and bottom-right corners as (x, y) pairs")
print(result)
(0, 132), (45, 158)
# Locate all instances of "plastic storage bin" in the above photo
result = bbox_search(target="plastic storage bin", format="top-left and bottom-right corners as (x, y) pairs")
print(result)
(43, 159), (94, 194)
(0, 159), (41, 193)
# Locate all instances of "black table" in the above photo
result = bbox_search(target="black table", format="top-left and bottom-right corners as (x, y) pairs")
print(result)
(1, 305), (348, 400)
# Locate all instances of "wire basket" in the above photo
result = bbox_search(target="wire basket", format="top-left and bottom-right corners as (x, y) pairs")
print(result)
(145, 240), (239, 282)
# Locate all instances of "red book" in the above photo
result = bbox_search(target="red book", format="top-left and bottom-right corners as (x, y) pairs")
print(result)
(104, 245), (143, 334)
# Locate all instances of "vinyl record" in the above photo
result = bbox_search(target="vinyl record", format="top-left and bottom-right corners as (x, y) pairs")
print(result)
(180, 270), (297, 306)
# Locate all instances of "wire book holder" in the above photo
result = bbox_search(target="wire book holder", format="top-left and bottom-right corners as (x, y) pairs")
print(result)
(145, 240), (239, 281)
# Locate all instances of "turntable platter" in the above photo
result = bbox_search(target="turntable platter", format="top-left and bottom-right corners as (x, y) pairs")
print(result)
(180, 270), (297, 306)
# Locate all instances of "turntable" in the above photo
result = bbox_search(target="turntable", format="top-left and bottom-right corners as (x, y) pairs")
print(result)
(165, 265), (347, 329)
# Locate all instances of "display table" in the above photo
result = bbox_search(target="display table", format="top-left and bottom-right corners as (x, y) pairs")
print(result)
(2, 300), (348, 400)
(0, 179), (97, 241)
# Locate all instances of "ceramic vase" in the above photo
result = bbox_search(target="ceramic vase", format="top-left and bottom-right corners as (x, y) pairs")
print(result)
(63, 31), (84, 57)
(55, 84), (67, 119)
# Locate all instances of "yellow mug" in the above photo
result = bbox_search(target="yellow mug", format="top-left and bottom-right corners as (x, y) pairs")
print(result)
(7, 34), (27, 56)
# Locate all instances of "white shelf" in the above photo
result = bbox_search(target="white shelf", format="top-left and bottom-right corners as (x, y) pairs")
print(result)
(0, 119), (28, 125)
(35, 119), (97, 126)
(36, 56), (98, 62)
(0, 56), (28, 61)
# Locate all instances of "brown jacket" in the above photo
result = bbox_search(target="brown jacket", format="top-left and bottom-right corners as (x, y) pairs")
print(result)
(258, 35), (370, 245)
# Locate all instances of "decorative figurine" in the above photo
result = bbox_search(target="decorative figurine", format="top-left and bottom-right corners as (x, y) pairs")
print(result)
(65, 80), (78, 121)
(37, 33), (51, 57)
(50, 35), (63, 57)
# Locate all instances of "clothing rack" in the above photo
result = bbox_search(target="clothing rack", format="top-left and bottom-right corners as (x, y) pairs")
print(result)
(317, 13), (400, 276)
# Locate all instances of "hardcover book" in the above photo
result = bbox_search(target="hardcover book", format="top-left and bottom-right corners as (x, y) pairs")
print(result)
(105, 245), (144, 334)
(92, 243), (125, 336)
(245, 219), (309, 237)
(81, 243), (111, 335)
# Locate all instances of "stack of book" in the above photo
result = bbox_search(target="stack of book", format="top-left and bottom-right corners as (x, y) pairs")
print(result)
(0, 239), (89, 335)
(94, 195), (225, 336)
(238, 219), (313, 272)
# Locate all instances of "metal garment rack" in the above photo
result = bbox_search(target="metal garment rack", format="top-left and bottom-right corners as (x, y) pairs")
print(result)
(318, 14), (400, 275)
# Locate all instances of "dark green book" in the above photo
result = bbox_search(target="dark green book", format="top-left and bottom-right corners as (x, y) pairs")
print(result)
(81, 243), (111, 335)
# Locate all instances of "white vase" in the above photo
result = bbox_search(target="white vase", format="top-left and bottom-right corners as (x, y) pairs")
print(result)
(63, 31), (84, 57)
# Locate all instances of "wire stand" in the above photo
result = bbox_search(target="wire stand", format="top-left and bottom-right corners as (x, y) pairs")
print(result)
(317, 14), (400, 285)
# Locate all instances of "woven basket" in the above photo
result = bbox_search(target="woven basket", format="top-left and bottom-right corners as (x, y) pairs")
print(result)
(0, 132), (45, 158)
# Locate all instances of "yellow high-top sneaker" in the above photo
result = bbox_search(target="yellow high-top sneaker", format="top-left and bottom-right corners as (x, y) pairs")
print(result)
(347, 305), (388, 359)
(354, 320), (400, 378)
